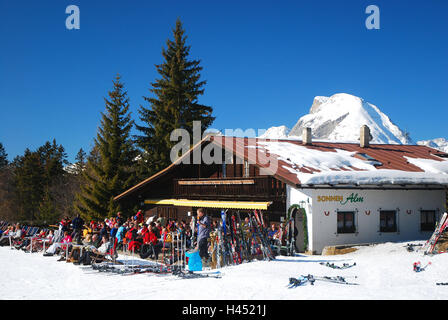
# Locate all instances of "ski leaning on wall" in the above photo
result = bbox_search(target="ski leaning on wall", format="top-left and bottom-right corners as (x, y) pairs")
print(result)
(423, 212), (448, 255)
(285, 211), (296, 256)
(209, 209), (275, 268)
(252, 210), (275, 260)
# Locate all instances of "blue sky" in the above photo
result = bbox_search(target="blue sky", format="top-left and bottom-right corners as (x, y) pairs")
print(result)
(0, 0), (447, 163)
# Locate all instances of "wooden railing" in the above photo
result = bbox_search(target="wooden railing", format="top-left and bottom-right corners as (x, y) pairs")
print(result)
(173, 176), (286, 200)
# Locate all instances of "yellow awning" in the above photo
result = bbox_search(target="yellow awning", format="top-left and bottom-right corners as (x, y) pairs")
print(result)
(144, 199), (272, 210)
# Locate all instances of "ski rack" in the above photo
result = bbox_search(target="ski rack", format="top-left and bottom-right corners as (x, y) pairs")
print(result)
(170, 231), (187, 273)
(85, 232), (187, 276)
(208, 210), (275, 270)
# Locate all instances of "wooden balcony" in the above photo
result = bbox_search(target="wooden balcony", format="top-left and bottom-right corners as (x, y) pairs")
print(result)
(173, 176), (286, 200)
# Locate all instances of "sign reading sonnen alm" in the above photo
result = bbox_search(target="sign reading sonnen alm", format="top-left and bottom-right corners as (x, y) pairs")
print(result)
(317, 193), (364, 205)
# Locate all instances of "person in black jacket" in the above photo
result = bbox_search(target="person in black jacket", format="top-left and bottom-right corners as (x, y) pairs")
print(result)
(71, 214), (84, 245)
(99, 222), (108, 240)
(116, 212), (124, 226)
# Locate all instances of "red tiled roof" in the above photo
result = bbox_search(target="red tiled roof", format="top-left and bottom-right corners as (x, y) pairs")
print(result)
(210, 136), (448, 186)
(115, 135), (448, 201)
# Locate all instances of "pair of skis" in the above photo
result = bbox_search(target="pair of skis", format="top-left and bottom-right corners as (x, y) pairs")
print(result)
(236, 211), (251, 262)
(122, 267), (171, 276)
(288, 274), (359, 287)
(229, 211), (252, 264)
(220, 210), (233, 266)
(313, 275), (359, 285)
(97, 264), (222, 278)
(405, 243), (423, 252)
(251, 210), (275, 260)
(173, 269), (222, 279)
(288, 275), (314, 288)
(319, 262), (356, 270)
(97, 265), (165, 275)
(229, 214), (242, 264)
(285, 212), (296, 256)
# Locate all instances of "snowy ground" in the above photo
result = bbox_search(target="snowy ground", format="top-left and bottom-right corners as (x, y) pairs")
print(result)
(1, 240), (448, 300)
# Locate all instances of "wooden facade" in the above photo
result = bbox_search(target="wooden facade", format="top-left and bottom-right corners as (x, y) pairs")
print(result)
(115, 141), (287, 223)
(115, 134), (448, 224)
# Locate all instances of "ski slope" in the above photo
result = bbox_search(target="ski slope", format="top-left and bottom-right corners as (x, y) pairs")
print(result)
(1, 241), (448, 300)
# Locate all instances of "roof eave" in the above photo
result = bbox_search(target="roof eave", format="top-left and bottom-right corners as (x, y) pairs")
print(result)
(114, 135), (213, 202)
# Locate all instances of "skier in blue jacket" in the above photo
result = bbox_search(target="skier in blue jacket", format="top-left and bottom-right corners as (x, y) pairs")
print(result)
(115, 224), (126, 250)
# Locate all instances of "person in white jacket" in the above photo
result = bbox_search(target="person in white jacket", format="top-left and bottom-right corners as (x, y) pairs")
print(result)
(43, 231), (72, 256)
(10, 224), (22, 241)
(93, 235), (111, 255)
(0, 226), (14, 246)
(12, 224), (22, 239)
(0, 224), (22, 247)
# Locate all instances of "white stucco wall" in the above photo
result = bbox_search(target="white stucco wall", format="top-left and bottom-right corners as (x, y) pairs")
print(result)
(288, 186), (446, 254)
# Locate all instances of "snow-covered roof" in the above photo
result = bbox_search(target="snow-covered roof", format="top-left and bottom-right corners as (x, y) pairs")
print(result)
(115, 136), (448, 201)
(211, 136), (448, 187)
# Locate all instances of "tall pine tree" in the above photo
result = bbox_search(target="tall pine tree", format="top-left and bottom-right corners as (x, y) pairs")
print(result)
(134, 18), (215, 178)
(73, 148), (87, 175)
(75, 75), (138, 220)
(11, 140), (69, 224)
(0, 142), (14, 221)
(12, 150), (42, 222)
(0, 143), (8, 169)
(37, 139), (68, 183)
(36, 186), (58, 225)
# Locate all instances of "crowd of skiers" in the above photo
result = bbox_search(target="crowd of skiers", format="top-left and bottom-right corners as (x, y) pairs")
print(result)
(0, 208), (220, 266)
(0, 207), (286, 268)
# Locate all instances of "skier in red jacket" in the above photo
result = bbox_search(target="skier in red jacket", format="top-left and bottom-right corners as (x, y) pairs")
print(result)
(143, 225), (158, 246)
(135, 210), (144, 225)
(125, 223), (139, 252)
(141, 224), (161, 260)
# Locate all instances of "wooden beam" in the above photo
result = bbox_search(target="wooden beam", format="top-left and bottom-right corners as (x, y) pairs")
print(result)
(178, 179), (255, 186)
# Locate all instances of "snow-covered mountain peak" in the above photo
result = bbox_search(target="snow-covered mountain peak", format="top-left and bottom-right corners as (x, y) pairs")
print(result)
(309, 96), (330, 114)
(287, 93), (413, 145)
(417, 138), (448, 153)
(258, 125), (290, 139)
(258, 93), (448, 150)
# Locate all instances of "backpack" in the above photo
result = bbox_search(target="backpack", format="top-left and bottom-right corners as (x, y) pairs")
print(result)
(83, 252), (92, 265)
(139, 243), (154, 259)
(164, 233), (172, 243)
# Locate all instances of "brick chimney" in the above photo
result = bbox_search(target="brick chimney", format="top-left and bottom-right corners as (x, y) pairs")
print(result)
(303, 127), (312, 145)
(360, 125), (372, 148)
